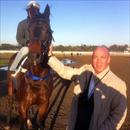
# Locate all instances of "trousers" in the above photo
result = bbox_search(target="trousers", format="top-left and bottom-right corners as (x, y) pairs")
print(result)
(9, 47), (29, 71)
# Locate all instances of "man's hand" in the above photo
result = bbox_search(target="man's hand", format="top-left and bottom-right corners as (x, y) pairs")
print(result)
(48, 44), (53, 57)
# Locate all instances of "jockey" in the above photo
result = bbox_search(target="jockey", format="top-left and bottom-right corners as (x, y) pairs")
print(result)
(10, 0), (41, 77)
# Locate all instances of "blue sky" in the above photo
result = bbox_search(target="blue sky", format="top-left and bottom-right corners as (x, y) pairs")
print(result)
(0, 0), (129, 46)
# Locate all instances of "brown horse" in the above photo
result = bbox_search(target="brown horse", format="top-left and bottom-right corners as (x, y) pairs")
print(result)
(7, 4), (53, 130)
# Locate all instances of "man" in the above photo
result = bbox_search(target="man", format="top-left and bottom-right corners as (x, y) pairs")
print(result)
(48, 46), (127, 130)
(9, 0), (41, 76)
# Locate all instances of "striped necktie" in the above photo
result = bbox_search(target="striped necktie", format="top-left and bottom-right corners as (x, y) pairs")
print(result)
(87, 70), (110, 99)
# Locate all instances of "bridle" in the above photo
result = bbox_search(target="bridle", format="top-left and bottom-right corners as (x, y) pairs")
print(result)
(28, 17), (53, 57)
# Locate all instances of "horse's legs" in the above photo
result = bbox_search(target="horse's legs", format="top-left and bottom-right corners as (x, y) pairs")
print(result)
(7, 73), (14, 97)
(4, 74), (14, 129)
(3, 95), (13, 130)
(36, 101), (49, 129)
(18, 102), (32, 130)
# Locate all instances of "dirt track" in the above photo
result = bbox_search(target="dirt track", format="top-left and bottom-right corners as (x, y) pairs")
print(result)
(0, 55), (130, 130)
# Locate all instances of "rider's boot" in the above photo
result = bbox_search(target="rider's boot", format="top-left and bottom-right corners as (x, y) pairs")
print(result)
(10, 47), (29, 77)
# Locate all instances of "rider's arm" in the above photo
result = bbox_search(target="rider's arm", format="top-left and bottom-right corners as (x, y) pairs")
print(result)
(16, 19), (29, 46)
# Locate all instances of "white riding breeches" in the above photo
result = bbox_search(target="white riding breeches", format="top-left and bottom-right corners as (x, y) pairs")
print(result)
(10, 47), (29, 71)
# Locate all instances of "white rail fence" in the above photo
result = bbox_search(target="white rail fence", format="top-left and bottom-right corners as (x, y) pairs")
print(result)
(0, 50), (130, 56)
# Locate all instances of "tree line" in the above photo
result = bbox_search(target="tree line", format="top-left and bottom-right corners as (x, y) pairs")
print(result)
(0, 43), (129, 52)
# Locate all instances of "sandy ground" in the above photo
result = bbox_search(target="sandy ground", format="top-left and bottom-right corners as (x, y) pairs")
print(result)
(0, 55), (130, 130)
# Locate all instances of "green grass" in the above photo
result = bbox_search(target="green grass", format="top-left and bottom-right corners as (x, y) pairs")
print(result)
(0, 53), (13, 67)
(0, 60), (9, 67)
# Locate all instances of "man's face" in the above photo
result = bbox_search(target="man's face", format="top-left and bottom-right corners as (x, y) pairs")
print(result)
(27, 6), (39, 18)
(92, 47), (110, 74)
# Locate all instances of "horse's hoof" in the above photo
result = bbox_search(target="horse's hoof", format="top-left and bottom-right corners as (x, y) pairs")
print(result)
(38, 128), (44, 130)
(27, 119), (33, 129)
(3, 125), (11, 130)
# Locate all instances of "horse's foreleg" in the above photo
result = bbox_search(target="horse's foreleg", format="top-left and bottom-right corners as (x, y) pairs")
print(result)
(4, 74), (14, 129)
(3, 95), (13, 130)
(36, 101), (49, 129)
(7, 73), (14, 97)
(19, 102), (30, 130)
(7, 74), (14, 122)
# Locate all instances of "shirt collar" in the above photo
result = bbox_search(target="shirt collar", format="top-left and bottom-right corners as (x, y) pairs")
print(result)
(93, 66), (110, 79)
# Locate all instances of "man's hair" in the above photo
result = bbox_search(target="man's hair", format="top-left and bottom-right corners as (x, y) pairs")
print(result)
(94, 45), (109, 51)
(93, 46), (110, 56)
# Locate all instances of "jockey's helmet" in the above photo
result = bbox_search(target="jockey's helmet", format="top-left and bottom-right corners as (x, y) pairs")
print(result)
(26, 0), (40, 18)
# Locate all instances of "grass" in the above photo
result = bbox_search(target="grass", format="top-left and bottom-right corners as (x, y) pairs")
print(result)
(0, 60), (9, 67)
(0, 53), (14, 67)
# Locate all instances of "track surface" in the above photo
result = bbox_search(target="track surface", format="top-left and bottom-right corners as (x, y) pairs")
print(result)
(0, 55), (130, 130)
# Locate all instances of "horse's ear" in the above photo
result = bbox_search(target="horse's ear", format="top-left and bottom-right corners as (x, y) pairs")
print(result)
(42, 4), (50, 18)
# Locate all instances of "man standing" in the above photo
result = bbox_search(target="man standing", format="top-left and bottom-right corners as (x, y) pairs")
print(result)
(48, 46), (127, 130)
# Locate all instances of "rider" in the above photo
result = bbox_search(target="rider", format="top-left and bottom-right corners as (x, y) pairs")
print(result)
(10, 0), (41, 76)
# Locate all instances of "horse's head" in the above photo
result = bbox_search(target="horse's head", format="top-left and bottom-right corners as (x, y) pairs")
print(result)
(28, 4), (53, 66)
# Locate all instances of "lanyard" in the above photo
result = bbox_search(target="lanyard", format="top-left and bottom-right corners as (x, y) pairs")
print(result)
(95, 70), (110, 86)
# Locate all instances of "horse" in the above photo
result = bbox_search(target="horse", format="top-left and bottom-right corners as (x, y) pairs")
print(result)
(7, 4), (53, 130)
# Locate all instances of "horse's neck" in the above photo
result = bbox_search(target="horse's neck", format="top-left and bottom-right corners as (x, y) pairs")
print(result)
(22, 57), (50, 75)
(30, 64), (49, 75)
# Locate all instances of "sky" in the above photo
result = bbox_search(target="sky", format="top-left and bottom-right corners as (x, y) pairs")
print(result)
(0, 0), (129, 46)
